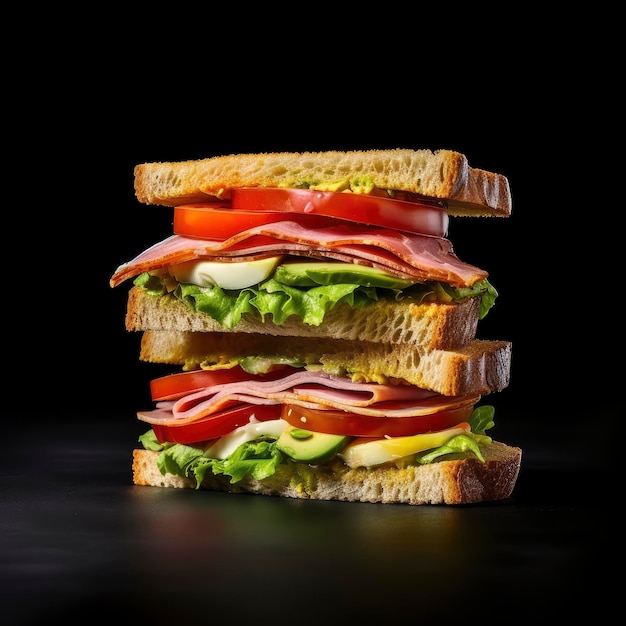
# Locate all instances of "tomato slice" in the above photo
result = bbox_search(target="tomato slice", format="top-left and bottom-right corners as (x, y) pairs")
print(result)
(174, 204), (344, 239)
(281, 403), (474, 438)
(150, 366), (296, 401)
(231, 188), (449, 237)
(151, 403), (283, 444)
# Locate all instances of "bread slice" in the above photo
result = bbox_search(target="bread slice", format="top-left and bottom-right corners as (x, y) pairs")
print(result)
(132, 442), (522, 505)
(125, 285), (481, 351)
(133, 149), (512, 218)
(138, 330), (511, 397)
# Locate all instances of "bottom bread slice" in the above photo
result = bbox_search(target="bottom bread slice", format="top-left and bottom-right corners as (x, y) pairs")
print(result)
(132, 442), (521, 505)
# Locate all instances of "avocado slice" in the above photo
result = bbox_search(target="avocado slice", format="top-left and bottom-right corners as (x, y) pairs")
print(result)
(276, 427), (350, 464)
(274, 262), (415, 289)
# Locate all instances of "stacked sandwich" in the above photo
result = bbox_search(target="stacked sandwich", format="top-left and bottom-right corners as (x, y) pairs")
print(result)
(110, 148), (521, 505)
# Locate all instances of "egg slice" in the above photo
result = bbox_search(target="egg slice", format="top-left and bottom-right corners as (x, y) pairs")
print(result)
(204, 418), (289, 459)
(170, 256), (283, 289)
(339, 424), (470, 468)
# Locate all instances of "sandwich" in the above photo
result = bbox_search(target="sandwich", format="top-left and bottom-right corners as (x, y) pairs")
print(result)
(110, 148), (521, 505)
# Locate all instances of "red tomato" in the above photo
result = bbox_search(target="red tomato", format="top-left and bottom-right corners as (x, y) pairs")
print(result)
(231, 188), (449, 237)
(281, 403), (474, 438)
(151, 403), (283, 444)
(150, 366), (296, 401)
(174, 205), (344, 239)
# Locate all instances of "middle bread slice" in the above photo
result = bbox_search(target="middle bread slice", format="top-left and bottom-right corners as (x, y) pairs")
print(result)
(125, 285), (483, 351)
(138, 330), (511, 398)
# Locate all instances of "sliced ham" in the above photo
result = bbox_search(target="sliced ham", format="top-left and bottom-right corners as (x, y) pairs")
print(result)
(137, 370), (479, 425)
(110, 221), (487, 289)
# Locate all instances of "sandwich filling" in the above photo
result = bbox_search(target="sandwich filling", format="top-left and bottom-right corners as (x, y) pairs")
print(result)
(110, 187), (499, 325)
(113, 184), (505, 486)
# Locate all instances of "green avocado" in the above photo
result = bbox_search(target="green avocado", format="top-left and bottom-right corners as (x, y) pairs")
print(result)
(276, 427), (350, 464)
(274, 262), (415, 289)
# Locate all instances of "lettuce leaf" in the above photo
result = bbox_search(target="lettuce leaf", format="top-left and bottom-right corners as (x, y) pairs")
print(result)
(197, 440), (284, 483)
(469, 404), (496, 436)
(133, 271), (498, 329)
(147, 437), (283, 489)
(414, 434), (485, 464)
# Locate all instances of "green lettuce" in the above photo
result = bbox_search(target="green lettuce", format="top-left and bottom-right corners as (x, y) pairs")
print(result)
(133, 272), (497, 329)
(139, 429), (285, 489)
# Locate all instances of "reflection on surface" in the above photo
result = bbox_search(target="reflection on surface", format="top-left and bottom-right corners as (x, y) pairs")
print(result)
(122, 486), (536, 619)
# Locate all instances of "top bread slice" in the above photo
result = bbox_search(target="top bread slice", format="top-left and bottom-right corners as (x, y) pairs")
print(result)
(134, 149), (512, 217)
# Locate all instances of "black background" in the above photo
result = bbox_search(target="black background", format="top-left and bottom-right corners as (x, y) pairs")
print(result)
(3, 21), (618, 624)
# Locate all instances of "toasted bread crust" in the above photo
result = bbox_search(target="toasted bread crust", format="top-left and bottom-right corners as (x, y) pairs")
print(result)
(125, 285), (481, 350)
(132, 442), (521, 505)
(133, 149), (511, 217)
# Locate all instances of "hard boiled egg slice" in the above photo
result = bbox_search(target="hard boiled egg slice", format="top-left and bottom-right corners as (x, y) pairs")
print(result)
(339, 424), (470, 468)
(170, 256), (283, 289)
(204, 418), (290, 459)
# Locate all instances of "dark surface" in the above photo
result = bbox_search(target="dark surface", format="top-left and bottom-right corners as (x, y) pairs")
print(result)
(1, 416), (614, 625)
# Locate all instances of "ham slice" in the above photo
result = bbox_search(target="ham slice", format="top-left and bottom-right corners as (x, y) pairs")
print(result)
(110, 221), (487, 288)
(137, 370), (479, 425)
